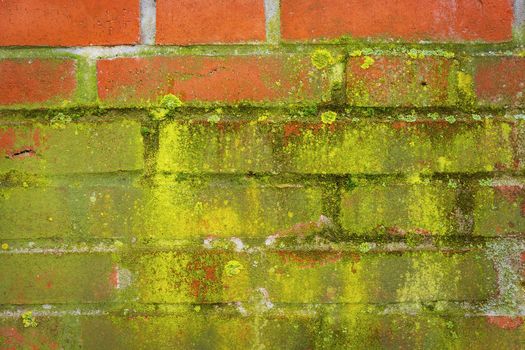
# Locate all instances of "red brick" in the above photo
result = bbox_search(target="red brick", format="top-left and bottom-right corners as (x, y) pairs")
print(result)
(156, 0), (266, 45)
(474, 57), (525, 107)
(281, 0), (513, 42)
(0, 0), (139, 46)
(0, 59), (76, 107)
(347, 56), (454, 106)
(97, 56), (329, 105)
(0, 253), (115, 304)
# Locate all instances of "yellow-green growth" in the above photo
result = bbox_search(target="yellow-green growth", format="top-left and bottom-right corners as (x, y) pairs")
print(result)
(150, 94), (183, 120)
(22, 311), (38, 328)
(311, 49), (335, 69)
(321, 111), (337, 124)
(50, 112), (72, 129)
(360, 56), (375, 69)
(457, 71), (475, 103)
(224, 260), (243, 276)
(160, 94), (183, 110)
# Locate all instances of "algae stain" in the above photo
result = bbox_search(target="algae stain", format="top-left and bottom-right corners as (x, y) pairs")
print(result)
(311, 49), (335, 70)
(21, 311), (38, 328)
(224, 260), (243, 277)
(150, 94), (183, 120)
(360, 56), (375, 70)
(321, 111), (337, 125)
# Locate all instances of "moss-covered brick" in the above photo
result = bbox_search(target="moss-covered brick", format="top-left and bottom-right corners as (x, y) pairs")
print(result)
(0, 253), (115, 304)
(0, 120), (144, 175)
(474, 57), (525, 107)
(347, 56), (456, 107)
(97, 55), (330, 106)
(473, 183), (525, 236)
(341, 179), (455, 236)
(0, 315), (80, 349)
(262, 308), (525, 349)
(157, 119), (514, 175)
(157, 121), (277, 174)
(283, 119), (513, 174)
(0, 175), (143, 239)
(2, 308), (523, 349)
(123, 249), (495, 304)
(140, 175), (323, 240)
(81, 310), (255, 349)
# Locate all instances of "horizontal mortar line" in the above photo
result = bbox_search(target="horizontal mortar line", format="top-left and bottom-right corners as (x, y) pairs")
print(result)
(0, 44), (523, 59)
(0, 301), (502, 316)
(153, 171), (525, 181)
(2, 108), (525, 119)
(0, 238), (515, 254)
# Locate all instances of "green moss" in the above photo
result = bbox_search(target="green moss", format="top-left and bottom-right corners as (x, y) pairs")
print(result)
(456, 71), (476, 106)
(445, 115), (456, 124)
(224, 260), (243, 276)
(49, 112), (73, 129)
(320, 111), (337, 124)
(149, 94), (183, 120)
(360, 56), (375, 69)
(160, 94), (183, 109)
(310, 49), (335, 69)
(21, 311), (38, 328)
(150, 107), (170, 121)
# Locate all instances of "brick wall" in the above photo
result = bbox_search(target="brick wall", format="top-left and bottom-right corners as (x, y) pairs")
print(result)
(0, 0), (525, 348)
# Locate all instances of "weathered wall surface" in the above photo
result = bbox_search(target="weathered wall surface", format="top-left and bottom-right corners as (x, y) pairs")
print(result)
(1, 0), (525, 348)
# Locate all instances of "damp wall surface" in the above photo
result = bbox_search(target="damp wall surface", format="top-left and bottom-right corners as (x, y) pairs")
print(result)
(1, 0), (525, 349)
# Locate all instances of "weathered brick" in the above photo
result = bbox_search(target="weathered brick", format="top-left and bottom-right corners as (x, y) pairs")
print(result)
(0, 175), (143, 240)
(473, 183), (525, 236)
(281, 0), (513, 42)
(0, 120), (144, 175)
(157, 121), (277, 174)
(263, 309), (525, 349)
(97, 55), (330, 105)
(341, 180), (456, 236)
(0, 0), (140, 46)
(474, 57), (525, 107)
(0, 59), (77, 107)
(81, 311), (255, 349)
(124, 250), (496, 304)
(346, 56), (455, 107)
(0, 316), (79, 349)
(283, 120), (514, 174)
(140, 175), (324, 240)
(156, 0), (266, 45)
(157, 120), (514, 175)
(0, 253), (115, 304)
(2, 309), (523, 349)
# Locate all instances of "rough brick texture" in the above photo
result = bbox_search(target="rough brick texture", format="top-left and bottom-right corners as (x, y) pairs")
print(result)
(0, 59), (77, 107)
(156, 0), (266, 45)
(97, 55), (329, 105)
(1, 0), (524, 348)
(0, 0), (140, 46)
(281, 0), (514, 42)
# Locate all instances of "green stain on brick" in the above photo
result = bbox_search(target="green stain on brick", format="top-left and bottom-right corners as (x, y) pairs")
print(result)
(140, 175), (324, 239)
(0, 175), (144, 239)
(0, 120), (144, 175)
(0, 253), (115, 304)
(473, 185), (525, 236)
(122, 250), (496, 305)
(284, 119), (513, 174)
(128, 250), (250, 303)
(341, 180), (455, 236)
